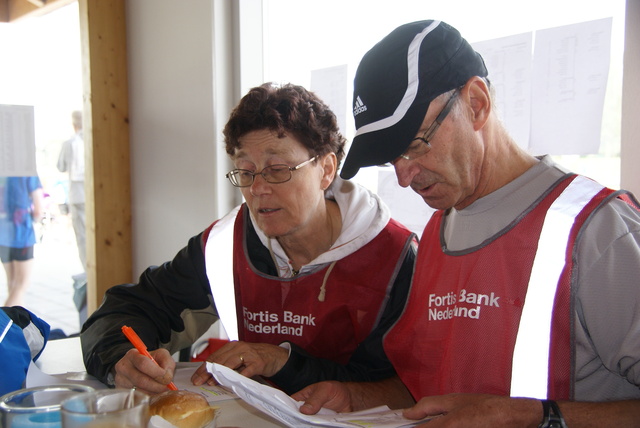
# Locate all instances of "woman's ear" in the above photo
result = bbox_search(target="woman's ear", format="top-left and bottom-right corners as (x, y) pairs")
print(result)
(461, 76), (491, 131)
(320, 152), (337, 190)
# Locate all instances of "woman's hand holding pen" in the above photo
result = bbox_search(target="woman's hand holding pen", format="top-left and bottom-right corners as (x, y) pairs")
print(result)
(113, 348), (177, 395)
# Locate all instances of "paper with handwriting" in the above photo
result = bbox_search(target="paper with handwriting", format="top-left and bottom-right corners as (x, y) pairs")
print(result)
(172, 363), (236, 403)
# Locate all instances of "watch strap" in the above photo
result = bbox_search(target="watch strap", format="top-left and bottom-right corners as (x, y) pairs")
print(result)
(538, 399), (568, 428)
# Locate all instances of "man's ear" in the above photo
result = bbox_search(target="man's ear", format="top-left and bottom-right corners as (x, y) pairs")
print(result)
(461, 76), (491, 131)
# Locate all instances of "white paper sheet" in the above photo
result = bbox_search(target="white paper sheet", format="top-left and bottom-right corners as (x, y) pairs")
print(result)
(0, 104), (37, 176)
(25, 361), (234, 404)
(473, 32), (533, 150)
(171, 363), (237, 403)
(530, 18), (612, 155)
(207, 362), (433, 428)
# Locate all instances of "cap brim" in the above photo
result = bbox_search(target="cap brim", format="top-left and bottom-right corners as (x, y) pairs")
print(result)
(340, 99), (428, 179)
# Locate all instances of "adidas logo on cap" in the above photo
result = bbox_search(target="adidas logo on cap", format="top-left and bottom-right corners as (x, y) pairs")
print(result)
(353, 96), (367, 116)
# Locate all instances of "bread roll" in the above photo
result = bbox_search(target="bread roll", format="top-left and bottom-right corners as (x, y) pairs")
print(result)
(149, 390), (217, 428)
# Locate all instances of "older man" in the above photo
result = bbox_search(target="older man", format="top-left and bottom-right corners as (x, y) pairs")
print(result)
(293, 20), (640, 427)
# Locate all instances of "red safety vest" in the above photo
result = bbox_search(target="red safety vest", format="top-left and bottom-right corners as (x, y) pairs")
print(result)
(207, 205), (415, 364)
(384, 175), (623, 400)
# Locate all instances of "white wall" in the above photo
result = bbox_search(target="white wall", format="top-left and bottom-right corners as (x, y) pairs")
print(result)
(123, 0), (639, 278)
(126, 0), (220, 275)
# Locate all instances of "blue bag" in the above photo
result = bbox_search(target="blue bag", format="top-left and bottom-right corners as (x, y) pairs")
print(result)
(0, 307), (50, 395)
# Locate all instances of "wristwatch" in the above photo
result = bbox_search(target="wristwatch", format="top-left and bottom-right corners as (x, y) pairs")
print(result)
(538, 399), (568, 428)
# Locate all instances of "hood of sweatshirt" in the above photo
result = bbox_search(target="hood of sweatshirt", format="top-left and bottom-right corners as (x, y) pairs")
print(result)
(252, 177), (391, 276)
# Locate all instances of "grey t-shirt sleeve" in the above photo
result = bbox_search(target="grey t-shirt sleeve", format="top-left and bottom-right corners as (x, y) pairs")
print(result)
(573, 196), (640, 400)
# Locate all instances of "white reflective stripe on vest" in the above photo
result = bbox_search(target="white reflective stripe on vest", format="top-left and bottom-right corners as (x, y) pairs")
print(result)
(205, 205), (242, 341)
(510, 176), (604, 398)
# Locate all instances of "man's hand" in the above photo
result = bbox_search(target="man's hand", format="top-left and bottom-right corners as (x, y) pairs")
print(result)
(191, 340), (289, 386)
(113, 348), (176, 395)
(292, 377), (414, 415)
(292, 381), (353, 415)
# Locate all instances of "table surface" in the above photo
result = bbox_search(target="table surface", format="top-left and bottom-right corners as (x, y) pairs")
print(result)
(35, 337), (287, 428)
(36, 336), (86, 373)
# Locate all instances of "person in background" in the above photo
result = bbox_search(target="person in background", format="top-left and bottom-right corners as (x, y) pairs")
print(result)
(292, 20), (640, 427)
(57, 110), (86, 272)
(81, 83), (417, 396)
(0, 176), (45, 306)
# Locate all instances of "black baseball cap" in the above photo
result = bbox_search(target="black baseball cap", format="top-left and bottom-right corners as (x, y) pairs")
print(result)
(340, 20), (488, 179)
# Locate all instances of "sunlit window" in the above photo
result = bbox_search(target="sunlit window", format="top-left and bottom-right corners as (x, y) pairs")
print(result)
(262, 0), (625, 196)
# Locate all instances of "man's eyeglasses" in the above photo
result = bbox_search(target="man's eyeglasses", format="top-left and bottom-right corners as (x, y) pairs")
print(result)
(225, 156), (317, 187)
(391, 89), (460, 164)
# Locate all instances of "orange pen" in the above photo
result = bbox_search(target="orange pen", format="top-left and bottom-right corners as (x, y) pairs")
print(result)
(121, 325), (178, 391)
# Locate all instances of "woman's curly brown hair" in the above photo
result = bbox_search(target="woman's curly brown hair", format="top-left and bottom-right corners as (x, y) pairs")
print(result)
(223, 83), (346, 166)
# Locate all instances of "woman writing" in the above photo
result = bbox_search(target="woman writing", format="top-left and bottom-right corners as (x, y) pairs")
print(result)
(81, 83), (416, 395)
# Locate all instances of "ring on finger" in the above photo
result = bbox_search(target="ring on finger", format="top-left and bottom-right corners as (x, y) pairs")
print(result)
(239, 355), (244, 363)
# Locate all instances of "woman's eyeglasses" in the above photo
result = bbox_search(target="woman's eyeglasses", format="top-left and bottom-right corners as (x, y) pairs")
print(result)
(226, 156), (317, 187)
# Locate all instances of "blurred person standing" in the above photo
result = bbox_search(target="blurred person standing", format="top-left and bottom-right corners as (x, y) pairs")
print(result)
(0, 176), (45, 306)
(57, 110), (86, 272)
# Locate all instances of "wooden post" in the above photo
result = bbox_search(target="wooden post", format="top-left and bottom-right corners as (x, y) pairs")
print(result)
(78, 0), (132, 313)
